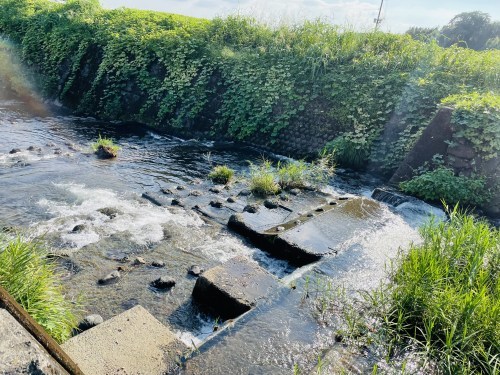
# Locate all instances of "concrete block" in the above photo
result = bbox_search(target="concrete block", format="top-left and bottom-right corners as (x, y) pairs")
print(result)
(192, 256), (280, 319)
(62, 305), (186, 375)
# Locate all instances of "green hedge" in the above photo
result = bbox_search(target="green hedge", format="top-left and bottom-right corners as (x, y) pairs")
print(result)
(0, 0), (498, 174)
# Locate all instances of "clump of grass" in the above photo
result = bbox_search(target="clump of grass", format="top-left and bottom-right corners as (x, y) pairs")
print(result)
(208, 165), (235, 184)
(374, 206), (500, 373)
(277, 154), (335, 190)
(0, 235), (80, 343)
(276, 160), (309, 189)
(249, 159), (280, 196)
(91, 134), (120, 156)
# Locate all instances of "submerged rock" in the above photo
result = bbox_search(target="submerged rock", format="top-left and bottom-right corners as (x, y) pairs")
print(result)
(150, 276), (176, 289)
(289, 188), (301, 196)
(98, 270), (120, 285)
(27, 145), (41, 152)
(97, 207), (120, 219)
(243, 204), (259, 213)
(227, 196), (237, 203)
(238, 189), (252, 197)
(188, 265), (204, 277)
(209, 186), (222, 194)
(210, 200), (224, 208)
(72, 224), (86, 233)
(133, 257), (146, 265)
(78, 314), (104, 332)
(190, 190), (203, 197)
(151, 260), (165, 268)
(171, 198), (184, 207)
(264, 199), (279, 209)
(9, 148), (21, 154)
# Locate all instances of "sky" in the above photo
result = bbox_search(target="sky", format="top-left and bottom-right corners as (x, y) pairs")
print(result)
(99, 0), (500, 33)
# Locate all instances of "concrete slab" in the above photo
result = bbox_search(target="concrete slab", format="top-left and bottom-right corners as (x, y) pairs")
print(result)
(228, 197), (383, 265)
(0, 308), (69, 375)
(192, 255), (281, 319)
(62, 305), (187, 375)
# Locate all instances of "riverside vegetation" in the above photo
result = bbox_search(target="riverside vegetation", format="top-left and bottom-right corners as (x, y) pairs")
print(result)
(0, 0), (498, 207)
(308, 208), (499, 374)
(0, 234), (80, 343)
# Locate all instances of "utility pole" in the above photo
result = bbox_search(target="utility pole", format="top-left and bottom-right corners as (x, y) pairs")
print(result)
(374, 0), (384, 30)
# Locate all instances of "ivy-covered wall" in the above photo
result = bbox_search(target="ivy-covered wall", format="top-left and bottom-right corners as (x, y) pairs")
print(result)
(0, 0), (498, 179)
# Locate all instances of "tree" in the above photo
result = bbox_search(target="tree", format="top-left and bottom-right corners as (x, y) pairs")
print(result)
(405, 26), (439, 42)
(439, 11), (494, 50)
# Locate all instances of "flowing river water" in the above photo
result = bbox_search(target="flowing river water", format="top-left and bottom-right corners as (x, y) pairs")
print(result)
(0, 89), (446, 373)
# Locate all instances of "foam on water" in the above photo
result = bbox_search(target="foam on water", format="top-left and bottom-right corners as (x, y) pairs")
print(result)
(0, 150), (58, 166)
(175, 314), (217, 347)
(192, 232), (294, 278)
(34, 183), (204, 249)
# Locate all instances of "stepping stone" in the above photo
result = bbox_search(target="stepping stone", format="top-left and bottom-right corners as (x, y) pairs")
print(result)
(192, 256), (280, 319)
(62, 305), (186, 375)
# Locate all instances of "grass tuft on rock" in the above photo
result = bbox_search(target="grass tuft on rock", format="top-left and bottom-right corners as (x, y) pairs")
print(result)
(0, 235), (80, 343)
(208, 165), (235, 184)
(249, 159), (280, 197)
(375, 206), (500, 374)
(91, 134), (120, 158)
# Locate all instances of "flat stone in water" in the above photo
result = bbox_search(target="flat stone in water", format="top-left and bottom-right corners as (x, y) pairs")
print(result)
(188, 265), (204, 277)
(238, 189), (252, 196)
(151, 260), (165, 268)
(151, 276), (176, 289)
(264, 199), (279, 209)
(210, 200), (224, 208)
(243, 204), (259, 213)
(133, 257), (146, 265)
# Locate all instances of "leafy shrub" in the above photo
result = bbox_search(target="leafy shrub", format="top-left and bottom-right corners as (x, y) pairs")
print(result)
(399, 167), (490, 206)
(208, 165), (234, 184)
(248, 159), (280, 197)
(325, 135), (370, 169)
(0, 0), (498, 175)
(91, 134), (120, 154)
(376, 208), (500, 373)
(0, 235), (80, 343)
(441, 92), (500, 160)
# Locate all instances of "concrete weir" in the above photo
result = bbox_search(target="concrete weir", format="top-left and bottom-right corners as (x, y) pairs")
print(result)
(228, 197), (382, 266)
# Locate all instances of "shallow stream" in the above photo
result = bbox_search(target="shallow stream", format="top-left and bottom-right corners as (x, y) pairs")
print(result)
(0, 93), (445, 373)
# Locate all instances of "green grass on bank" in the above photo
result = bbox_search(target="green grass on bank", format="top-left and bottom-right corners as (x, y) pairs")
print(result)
(373, 208), (499, 373)
(0, 235), (80, 343)
(0, 0), (498, 178)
